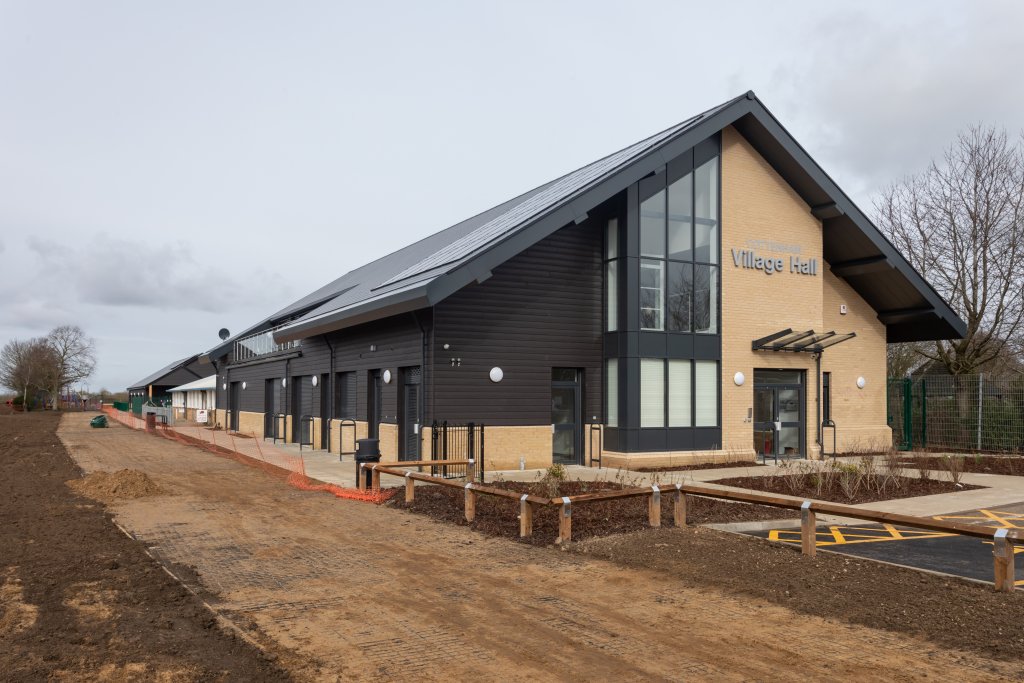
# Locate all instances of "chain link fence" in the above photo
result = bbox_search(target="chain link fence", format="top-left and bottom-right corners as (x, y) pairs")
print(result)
(888, 374), (1024, 453)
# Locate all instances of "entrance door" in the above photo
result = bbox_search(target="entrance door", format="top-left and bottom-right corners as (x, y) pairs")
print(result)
(368, 370), (383, 439)
(229, 382), (240, 432)
(292, 376), (311, 444)
(753, 370), (804, 460)
(552, 368), (582, 465)
(264, 379), (276, 438)
(399, 367), (421, 461)
(320, 374), (330, 450)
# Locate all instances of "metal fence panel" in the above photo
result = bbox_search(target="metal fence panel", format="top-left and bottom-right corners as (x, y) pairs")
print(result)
(888, 374), (1024, 453)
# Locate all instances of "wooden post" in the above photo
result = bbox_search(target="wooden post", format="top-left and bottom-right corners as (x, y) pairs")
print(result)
(673, 484), (687, 527)
(648, 485), (661, 528)
(464, 483), (476, 522)
(405, 472), (415, 504)
(993, 529), (1016, 592)
(519, 494), (534, 538)
(357, 464), (365, 491)
(467, 458), (476, 483)
(371, 466), (380, 491)
(558, 496), (572, 544)
(800, 501), (817, 557)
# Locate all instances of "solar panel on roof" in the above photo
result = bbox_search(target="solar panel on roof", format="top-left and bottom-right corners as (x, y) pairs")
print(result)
(376, 113), (705, 289)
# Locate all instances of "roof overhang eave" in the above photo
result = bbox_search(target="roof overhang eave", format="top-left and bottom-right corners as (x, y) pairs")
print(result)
(272, 288), (433, 343)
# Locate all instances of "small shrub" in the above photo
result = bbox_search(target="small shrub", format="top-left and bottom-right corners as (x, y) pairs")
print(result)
(532, 463), (568, 498)
(942, 455), (966, 487)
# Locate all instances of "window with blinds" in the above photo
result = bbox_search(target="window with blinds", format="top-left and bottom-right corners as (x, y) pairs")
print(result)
(695, 361), (718, 427)
(640, 359), (665, 428)
(606, 358), (618, 427)
(333, 371), (357, 419)
(668, 360), (691, 427)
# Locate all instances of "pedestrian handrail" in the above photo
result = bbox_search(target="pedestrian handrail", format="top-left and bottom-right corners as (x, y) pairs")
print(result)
(369, 465), (1020, 592)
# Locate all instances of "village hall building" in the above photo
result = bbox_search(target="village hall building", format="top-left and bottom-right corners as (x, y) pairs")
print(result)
(202, 92), (965, 470)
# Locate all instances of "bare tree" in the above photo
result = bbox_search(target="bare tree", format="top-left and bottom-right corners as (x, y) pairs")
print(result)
(41, 325), (96, 410)
(876, 126), (1024, 375)
(0, 338), (55, 410)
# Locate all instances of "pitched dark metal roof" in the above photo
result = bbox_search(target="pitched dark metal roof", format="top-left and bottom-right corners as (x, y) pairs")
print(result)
(205, 90), (963, 357)
(127, 355), (200, 391)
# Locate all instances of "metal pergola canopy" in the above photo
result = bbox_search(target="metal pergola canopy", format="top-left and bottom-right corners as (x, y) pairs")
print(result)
(752, 328), (856, 353)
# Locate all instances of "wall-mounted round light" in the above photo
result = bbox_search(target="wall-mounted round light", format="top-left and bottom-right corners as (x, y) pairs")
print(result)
(489, 367), (504, 383)
(311, 375), (318, 387)
(222, 383), (227, 391)
(857, 376), (866, 389)
(733, 371), (745, 386)
(383, 369), (392, 384)
(242, 381), (247, 390)
(281, 378), (287, 388)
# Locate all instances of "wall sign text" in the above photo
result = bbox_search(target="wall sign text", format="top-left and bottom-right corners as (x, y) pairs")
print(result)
(731, 248), (818, 276)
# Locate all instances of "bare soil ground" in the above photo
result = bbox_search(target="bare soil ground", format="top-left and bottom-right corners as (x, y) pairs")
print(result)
(49, 413), (1024, 681)
(713, 473), (982, 504)
(906, 455), (1024, 476)
(0, 412), (291, 682)
(390, 481), (798, 544)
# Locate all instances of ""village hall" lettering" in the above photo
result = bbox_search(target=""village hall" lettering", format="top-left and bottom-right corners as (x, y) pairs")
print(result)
(731, 248), (818, 276)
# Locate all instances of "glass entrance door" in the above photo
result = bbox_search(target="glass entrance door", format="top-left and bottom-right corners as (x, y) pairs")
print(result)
(552, 368), (582, 465)
(753, 370), (804, 460)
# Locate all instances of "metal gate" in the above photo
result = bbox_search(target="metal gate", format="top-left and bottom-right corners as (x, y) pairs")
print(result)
(430, 421), (484, 481)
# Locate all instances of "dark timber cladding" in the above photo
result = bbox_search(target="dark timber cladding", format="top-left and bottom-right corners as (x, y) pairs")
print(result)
(433, 217), (604, 425)
(197, 90), (967, 463)
(219, 315), (426, 425)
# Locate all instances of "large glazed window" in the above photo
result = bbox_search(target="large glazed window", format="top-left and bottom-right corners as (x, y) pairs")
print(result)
(640, 359), (665, 428)
(694, 361), (718, 427)
(605, 219), (619, 332)
(637, 155), (719, 334)
(640, 259), (664, 330)
(668, 360), (691, 427)
(606, 358), (618, 427)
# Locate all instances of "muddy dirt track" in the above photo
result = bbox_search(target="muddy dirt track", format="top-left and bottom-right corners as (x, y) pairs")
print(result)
(0, 412), (290, 681)
(42, 413), (1024, 681)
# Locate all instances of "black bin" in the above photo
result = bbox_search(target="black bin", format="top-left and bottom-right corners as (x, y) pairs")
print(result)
(354, 438), (381, 488)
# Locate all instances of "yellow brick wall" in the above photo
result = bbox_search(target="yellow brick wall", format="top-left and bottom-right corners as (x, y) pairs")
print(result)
(721, 125), (823, 458)
(822, 270), (893, 452)
(717, 124), (890, 458)
(378, 423), (399, 460)
(235, 411), (265, 438)
(330, 419), (367, 455)
(603, 449), (756, 470)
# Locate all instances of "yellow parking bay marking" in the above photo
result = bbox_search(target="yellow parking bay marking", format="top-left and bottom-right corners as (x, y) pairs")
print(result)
(933, 509), (1024, 530)
(767, 508), (1023, 548)
(767, 524), (952, 547)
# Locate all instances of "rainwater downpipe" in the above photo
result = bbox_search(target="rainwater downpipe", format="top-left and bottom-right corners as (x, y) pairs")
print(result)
(412, 310), (429, 457)
(814, 352), (822, 453)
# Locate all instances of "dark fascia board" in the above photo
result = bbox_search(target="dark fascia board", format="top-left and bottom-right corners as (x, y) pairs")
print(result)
(127, 355), (199, 391)
(272, 286), (432, 342)
(734, 104), (966, 340)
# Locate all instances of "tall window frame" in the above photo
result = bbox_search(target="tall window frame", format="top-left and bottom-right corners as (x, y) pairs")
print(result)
(637, 156), (720, 334)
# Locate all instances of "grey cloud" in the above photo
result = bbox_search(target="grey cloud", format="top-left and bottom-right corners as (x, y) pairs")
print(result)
(25, 235), (292, 313)
(771, 4), (1024, 203)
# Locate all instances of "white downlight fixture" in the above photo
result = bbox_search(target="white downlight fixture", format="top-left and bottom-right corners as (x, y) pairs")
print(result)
(733, 371), (745, 386)
(489, 367), (504, 383)
(281, 378), (287, 388)
(311, 375), (318, 387)
(857, 376), (867, 389)
(242, 381), (247, 390)
(222, 382), (227, 391)
(383, 369), (392, 384)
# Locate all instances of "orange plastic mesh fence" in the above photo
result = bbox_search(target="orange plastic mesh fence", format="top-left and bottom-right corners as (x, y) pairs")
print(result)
(100, 406), (396, 504)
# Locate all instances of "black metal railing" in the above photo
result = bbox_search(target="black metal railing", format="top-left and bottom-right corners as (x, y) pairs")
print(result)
(430, 420), (485, 481)
(298, 414), (314, 451)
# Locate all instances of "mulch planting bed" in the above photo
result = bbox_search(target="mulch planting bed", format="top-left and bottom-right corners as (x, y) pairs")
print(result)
(711, 473), (982, 504)
(574, 526), (1024, 664)
(390, 480), (798, 545)
(906, 454), (1024, 476)
(633, 461), (763, 472)
(0, 412), (291, 681)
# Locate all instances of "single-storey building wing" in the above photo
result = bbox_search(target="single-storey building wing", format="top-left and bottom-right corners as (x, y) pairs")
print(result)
(169, 375), (217, 423)
(127, 355), (207, 415)
(202, 91), (965, 469)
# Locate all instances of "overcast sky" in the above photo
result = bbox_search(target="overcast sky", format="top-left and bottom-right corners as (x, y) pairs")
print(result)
(2, 1), (1023, 391)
